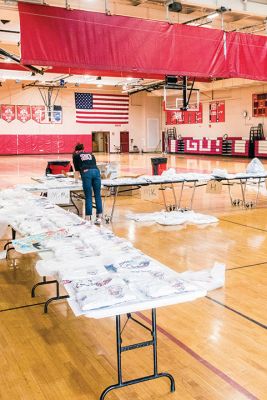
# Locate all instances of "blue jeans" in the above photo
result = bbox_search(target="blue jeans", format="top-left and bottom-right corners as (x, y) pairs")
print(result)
(81, 168), (103, 216)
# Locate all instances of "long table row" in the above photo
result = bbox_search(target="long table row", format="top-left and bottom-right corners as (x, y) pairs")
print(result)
(16, 169), (267, 222)
(0, 187), (214, 399)
(101, 170), (267, 221)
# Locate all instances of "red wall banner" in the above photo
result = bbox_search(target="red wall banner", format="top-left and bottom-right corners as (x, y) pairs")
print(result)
(0, 134), (92, 155)
(31, 105), (46, 123)
(1, 105), (16, 123)
(209, 101), (225, 123)
(166, 104), (203, 125)
(17, 105), (31, 123)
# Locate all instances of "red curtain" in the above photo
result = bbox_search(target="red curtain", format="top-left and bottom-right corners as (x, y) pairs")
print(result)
(18, 2), (267, 81)
(0, 135), (92, 155)
(227, 32), (267, 81)
(19, 3), (227, 79)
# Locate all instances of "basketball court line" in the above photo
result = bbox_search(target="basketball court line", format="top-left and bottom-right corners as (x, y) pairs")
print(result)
(138, 312), (258, 400)
(0, 301), (46, 313)
(220, 218), (267, 233)
(227, 262), (267, 271)
(1, 300), (260, 399)
(205, 296), (267, 330)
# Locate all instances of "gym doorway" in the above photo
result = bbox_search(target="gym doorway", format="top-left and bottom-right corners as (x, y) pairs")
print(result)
(92, 131), (110, 152)
(120, 131), (129, 153)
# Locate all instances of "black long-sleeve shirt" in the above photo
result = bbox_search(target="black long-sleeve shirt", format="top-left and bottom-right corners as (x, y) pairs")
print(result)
(72, 151), (98, 173)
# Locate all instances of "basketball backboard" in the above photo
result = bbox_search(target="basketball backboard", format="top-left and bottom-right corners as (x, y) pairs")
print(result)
(163, 76), (200, 112)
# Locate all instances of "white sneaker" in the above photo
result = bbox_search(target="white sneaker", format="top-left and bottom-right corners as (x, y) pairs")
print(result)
(94, 217), (102, 225)
(85, 216), (92, 224)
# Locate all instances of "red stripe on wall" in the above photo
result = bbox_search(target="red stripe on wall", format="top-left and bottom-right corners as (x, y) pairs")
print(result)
(78, 107), (129, 111)
(77, 111), (129, 115)
(0, 134), (92, 155)
(76, 121), (128, 124)
(94, 94), (129, 98)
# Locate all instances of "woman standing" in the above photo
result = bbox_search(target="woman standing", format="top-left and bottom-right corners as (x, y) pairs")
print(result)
(72, 143), (103, 224)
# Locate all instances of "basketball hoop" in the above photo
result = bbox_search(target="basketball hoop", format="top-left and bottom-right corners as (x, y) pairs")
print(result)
(37, 86), (60, 122)
(39, 109), (63, 124)
(163, 85), (200, 112)
(163, 76), (200, 112)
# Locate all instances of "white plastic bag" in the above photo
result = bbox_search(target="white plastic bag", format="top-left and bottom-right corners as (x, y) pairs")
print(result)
(246, 158), (265, 174)
(179, 262), (225, 291)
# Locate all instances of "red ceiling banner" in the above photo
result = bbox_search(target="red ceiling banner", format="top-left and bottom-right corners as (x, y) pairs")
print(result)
(1, 105), (15, 123)
(18, 3), (267, 81)
(227, 32), (267, 82)
(18, 3), (227, 79)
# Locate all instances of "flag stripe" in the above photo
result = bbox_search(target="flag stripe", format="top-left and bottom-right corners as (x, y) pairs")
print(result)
(91, 107), (129, 110)
(93, 94), (129, 98)
(93, 102), (129, 106)
(77, 116), (128, 120)
(77, 111), (128, 115)
(94, 96), (129, 101)
(75, 92), (129, 124)
(91, 106), (129, 110)
(77, 120), (128, 124)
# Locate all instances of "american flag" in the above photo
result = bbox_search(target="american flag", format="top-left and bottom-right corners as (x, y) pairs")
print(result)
(75, 93), (129, 124)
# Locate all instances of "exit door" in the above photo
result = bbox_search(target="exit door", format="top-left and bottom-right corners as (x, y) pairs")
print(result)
(120, 131), (129, 153)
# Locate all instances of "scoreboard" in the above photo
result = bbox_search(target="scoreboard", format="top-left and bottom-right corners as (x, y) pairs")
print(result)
(252, 93), (267, 117)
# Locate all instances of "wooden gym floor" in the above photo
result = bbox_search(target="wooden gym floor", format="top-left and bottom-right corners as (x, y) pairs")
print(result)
(0, 153), (267, 400)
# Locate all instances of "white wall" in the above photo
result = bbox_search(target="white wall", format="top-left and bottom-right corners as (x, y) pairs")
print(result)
(163, 85), (267, 139)
(0, 83), (131, 148)
(0, 81), (266, 151)
(128, 92), (161, 152)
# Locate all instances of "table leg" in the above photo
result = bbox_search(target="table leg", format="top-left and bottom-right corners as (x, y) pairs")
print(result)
(160, 184), (168, 211)
(189, 182), (197, 210)
(99, 309), (175, 399)
(240, 179), (246, 207)
(4, 227), (16, 258)
(70, 192), (81, 215)
(171, 183), (178, 210)
(31, 276), (69, 313)
(110, 186), (119, 223)
(255, 178), (262, 207)
(178, 181), (184, 209)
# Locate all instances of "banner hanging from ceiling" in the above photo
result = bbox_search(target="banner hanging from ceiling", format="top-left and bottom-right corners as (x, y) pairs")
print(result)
(227, 32), (267, 82)
(18, 2), (267, 81)
(18, 2), (227, 79)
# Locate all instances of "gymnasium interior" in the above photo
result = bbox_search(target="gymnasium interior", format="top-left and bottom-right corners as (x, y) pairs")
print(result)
(0, 1), (267, 399)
